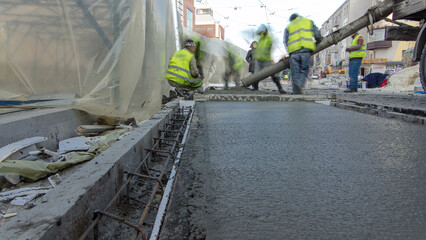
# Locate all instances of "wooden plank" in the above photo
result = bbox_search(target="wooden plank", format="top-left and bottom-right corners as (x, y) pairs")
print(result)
(76, 125), (114, 133)
(0, 137), (47, 162)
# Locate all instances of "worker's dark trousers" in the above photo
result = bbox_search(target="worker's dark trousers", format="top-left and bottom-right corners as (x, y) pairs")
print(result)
(252, 76), (282, 90)
(254, 60), (284, 91)
(290, 52), (310, 93)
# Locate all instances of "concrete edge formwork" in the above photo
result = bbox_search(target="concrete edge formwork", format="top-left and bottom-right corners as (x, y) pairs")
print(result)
(0, 100), (180, 240)
(331, 101), (426, 125)
(195, 94), (336, 102)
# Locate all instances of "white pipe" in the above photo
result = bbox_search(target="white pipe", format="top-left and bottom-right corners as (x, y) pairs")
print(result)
(149, 101), (195, 240)
(171, 0), (181, 50)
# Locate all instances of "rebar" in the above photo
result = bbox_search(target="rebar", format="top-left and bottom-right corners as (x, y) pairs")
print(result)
(79, 107), (193, 240)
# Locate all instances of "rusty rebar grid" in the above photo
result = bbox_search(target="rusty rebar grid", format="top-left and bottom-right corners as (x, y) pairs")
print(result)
(79, 107), (192, 240)
(93, 210), (147, 240)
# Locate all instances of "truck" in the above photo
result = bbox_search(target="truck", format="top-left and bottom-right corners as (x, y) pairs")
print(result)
(241, 0), (426, 91)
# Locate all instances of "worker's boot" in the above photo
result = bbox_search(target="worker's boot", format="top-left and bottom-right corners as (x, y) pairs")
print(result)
(174, 88), (186, 97)
(292, 85), (303, 94)
(252, 82), (259, 91)
(273, 77), (286, 94)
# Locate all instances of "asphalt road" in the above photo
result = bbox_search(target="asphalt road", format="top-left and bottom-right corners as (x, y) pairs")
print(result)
(160, 101), (426, 240)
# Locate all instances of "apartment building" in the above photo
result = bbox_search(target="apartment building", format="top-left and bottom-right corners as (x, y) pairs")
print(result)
(193, 0), (225, 40)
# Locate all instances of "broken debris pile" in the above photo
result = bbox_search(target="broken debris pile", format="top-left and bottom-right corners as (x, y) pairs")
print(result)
(0, 127), (130, 182)
(0, 123), (133, 220)
(381, 64), (420, 92)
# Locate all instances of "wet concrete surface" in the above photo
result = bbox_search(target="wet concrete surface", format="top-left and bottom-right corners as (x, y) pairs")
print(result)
(160, 101), (426, 240)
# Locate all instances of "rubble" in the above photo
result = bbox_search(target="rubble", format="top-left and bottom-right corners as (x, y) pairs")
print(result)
(0, 187), (51, 203)
(381, 64), (420, 92)
(0, 137), (47, 162)
(57, 137), (90, 154)
(0, 125), (132, 222)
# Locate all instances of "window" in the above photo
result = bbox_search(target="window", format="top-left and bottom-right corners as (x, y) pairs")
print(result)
(187, 9), (193, 31)
(373, 28), (386, 42)
(177, 0), (183, 19)
(196, 8), (213, 16)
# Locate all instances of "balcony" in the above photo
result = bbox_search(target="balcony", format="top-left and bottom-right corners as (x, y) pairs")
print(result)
(367, 41), (392, 50)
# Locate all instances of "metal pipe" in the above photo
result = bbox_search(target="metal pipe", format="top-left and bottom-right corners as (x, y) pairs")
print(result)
(241, 0), (395, 87)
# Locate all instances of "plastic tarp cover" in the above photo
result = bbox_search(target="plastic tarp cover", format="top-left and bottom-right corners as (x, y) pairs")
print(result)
(0, 0), (248, 121)
(182, 28), (249, 85)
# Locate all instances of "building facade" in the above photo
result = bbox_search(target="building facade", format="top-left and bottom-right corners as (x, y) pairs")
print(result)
(313, 0), (416, 76)
(177, 0), (196, 31)
(193, 0), (225, 40)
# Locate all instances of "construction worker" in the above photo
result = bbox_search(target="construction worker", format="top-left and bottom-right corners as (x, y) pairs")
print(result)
(246, 41), (257, 74)
(284, 13), (322, 94)
(253, 25), (286, 94)
(344, 32), (366, 92)
(224, 49), (244, 89)
(165, 39), (203, 99)
(192, 35), (205, 78)
(246, 41), (258, 90)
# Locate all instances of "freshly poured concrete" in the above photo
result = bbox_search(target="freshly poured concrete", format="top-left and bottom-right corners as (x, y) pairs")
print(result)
(161, 101), (426, 239)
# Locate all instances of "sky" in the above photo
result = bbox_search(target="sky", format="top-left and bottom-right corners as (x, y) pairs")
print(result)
(205, 0), (346, 60)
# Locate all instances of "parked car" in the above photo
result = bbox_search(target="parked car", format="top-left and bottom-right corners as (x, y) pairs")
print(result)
(311, 74), (319, 79)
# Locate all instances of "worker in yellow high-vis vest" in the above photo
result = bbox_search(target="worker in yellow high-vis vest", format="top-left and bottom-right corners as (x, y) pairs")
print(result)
(345, 32), (366, 93)
(224, 49), (244, 89)
(284, 13), (322, 94)
(253, 25), (286, 94)
(165, 39), (203, 99)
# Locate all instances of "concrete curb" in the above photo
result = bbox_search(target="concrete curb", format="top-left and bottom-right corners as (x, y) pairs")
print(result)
(0, 100), (180, 240)
(331, 101), (426, 125)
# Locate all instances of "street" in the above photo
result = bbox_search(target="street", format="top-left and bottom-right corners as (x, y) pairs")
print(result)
(160, 101), (426, 239)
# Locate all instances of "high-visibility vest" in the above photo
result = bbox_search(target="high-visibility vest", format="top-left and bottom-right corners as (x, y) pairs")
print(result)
(253, 33), (272, 61)
(287, 17), (316, 54)
(232, 57), (244, 73)
(165, 49), (202, 87)
(227, 50), (244, 73)
(349, 34), (366, 58)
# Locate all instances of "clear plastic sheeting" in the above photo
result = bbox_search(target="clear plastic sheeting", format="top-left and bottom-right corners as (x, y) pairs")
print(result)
(182, 28), (249, 85)
(0, 0), (248, 121)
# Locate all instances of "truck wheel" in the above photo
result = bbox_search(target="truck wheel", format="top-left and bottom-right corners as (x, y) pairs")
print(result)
(420, 43), (426, 91)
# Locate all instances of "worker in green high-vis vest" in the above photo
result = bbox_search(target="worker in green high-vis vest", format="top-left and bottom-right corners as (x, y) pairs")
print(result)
(345, 32), (366, 93)
(165, 39), (203, 99)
